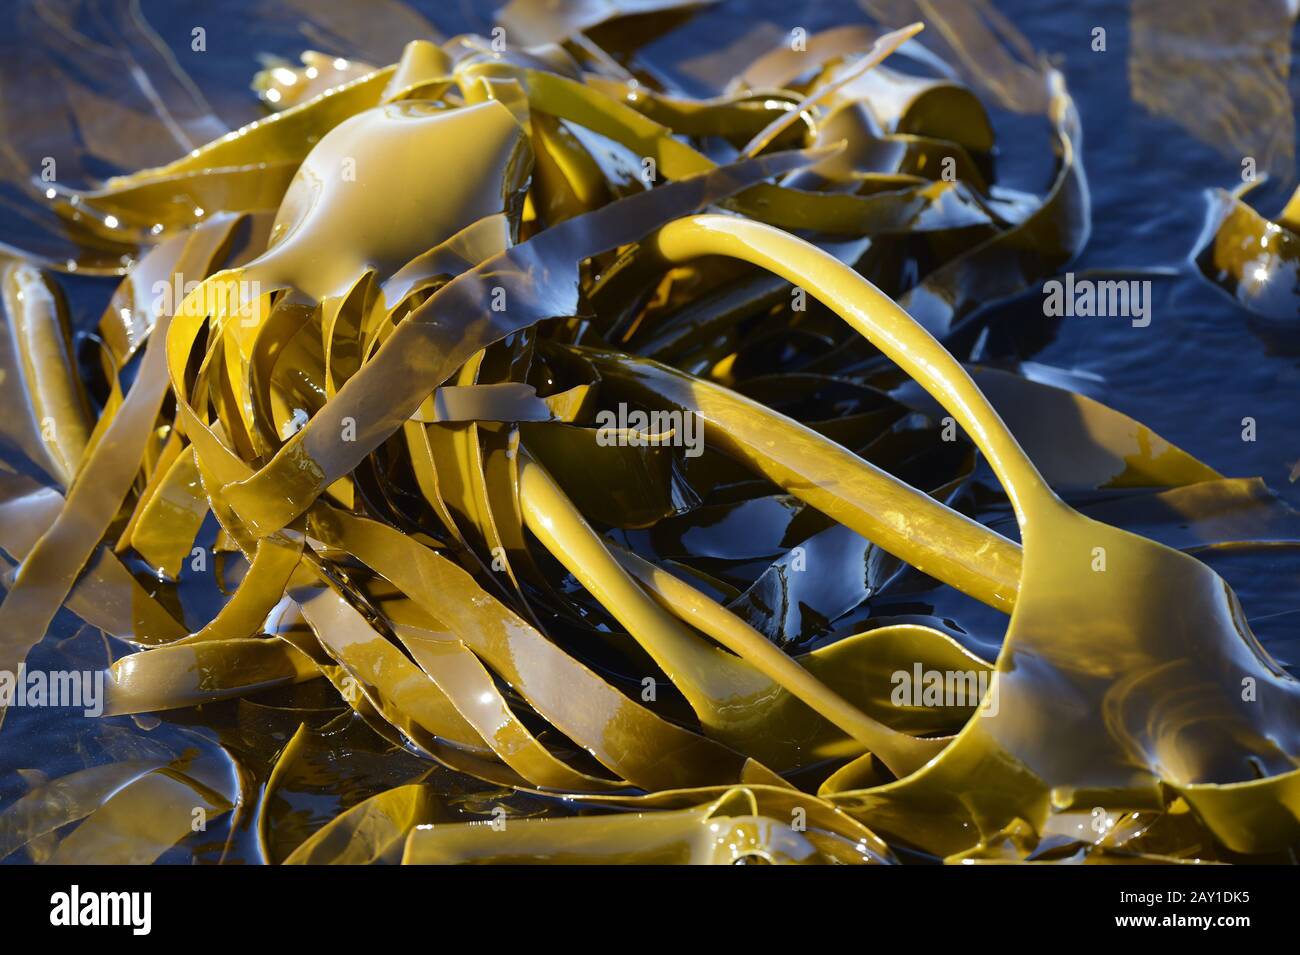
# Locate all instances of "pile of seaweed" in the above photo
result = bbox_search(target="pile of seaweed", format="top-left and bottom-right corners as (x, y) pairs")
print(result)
(0, 0), (1298, 864)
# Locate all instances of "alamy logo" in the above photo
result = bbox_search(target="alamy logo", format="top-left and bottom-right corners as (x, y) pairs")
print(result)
(151, 274), (262, 319)
(594, 404), (703, 458)
(1042, 272), (1151, 327)
(50, 886), (151, 935)
(0, 666), (103, 716)
(890, 663), (998, 716)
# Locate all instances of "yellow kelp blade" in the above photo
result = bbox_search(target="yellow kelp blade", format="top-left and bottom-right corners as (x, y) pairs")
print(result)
(285, 783), (438, 865)
(609, 543), (952, 777)
(0, 214), (261, 717)
(46, 770), (231, 865)
(0, 471), (187, 642)
(254, 52), (380, 111)
(897, 68), (1087, 338)
(305, 505), (763, 791)
(103, 637), (320, 716)
(51, 67), (396, 237)
(402, 787), (878, 864)
(518, 451), (949, 775)
(394, 626), (626, 791)
(217, 148), (822, 537)
(255, 712), (440, 864)
(0, 760), (169, 862)
(457, 53), (990, 236)
(893, 366), (1221, 491)
(583, 346), (1021, 611)
(0, 256), (93, 487)
(650, 213), (1300, 857)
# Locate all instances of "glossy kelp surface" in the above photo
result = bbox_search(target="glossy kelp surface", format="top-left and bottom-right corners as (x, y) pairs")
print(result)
(0, 0), (1297, 864)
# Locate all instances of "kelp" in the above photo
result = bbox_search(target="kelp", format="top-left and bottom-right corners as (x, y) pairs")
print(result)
(582, 346), (1022, 610)
(0, 213), (265, 700)
(1194, 180), (1300, 352)
(402, 786), (887, 864)
(0, 256), (93, 487)
(0, 715), (237, 864)
(642, 214), (1300, 858)
(0, 1), (1296, 867)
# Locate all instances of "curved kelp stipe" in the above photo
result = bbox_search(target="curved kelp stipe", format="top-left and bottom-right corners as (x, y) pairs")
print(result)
(648, 214), (1300, 856)
(302, 504), (766, 792)
(581, 347), (1022, 611)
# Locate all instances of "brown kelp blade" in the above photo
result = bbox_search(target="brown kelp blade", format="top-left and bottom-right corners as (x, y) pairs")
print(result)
(646, 213), (1300, 856)
(217, 146), (828, 537)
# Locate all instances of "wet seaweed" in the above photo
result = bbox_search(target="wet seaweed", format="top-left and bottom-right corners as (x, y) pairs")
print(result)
(0, 0), (1297, 865)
